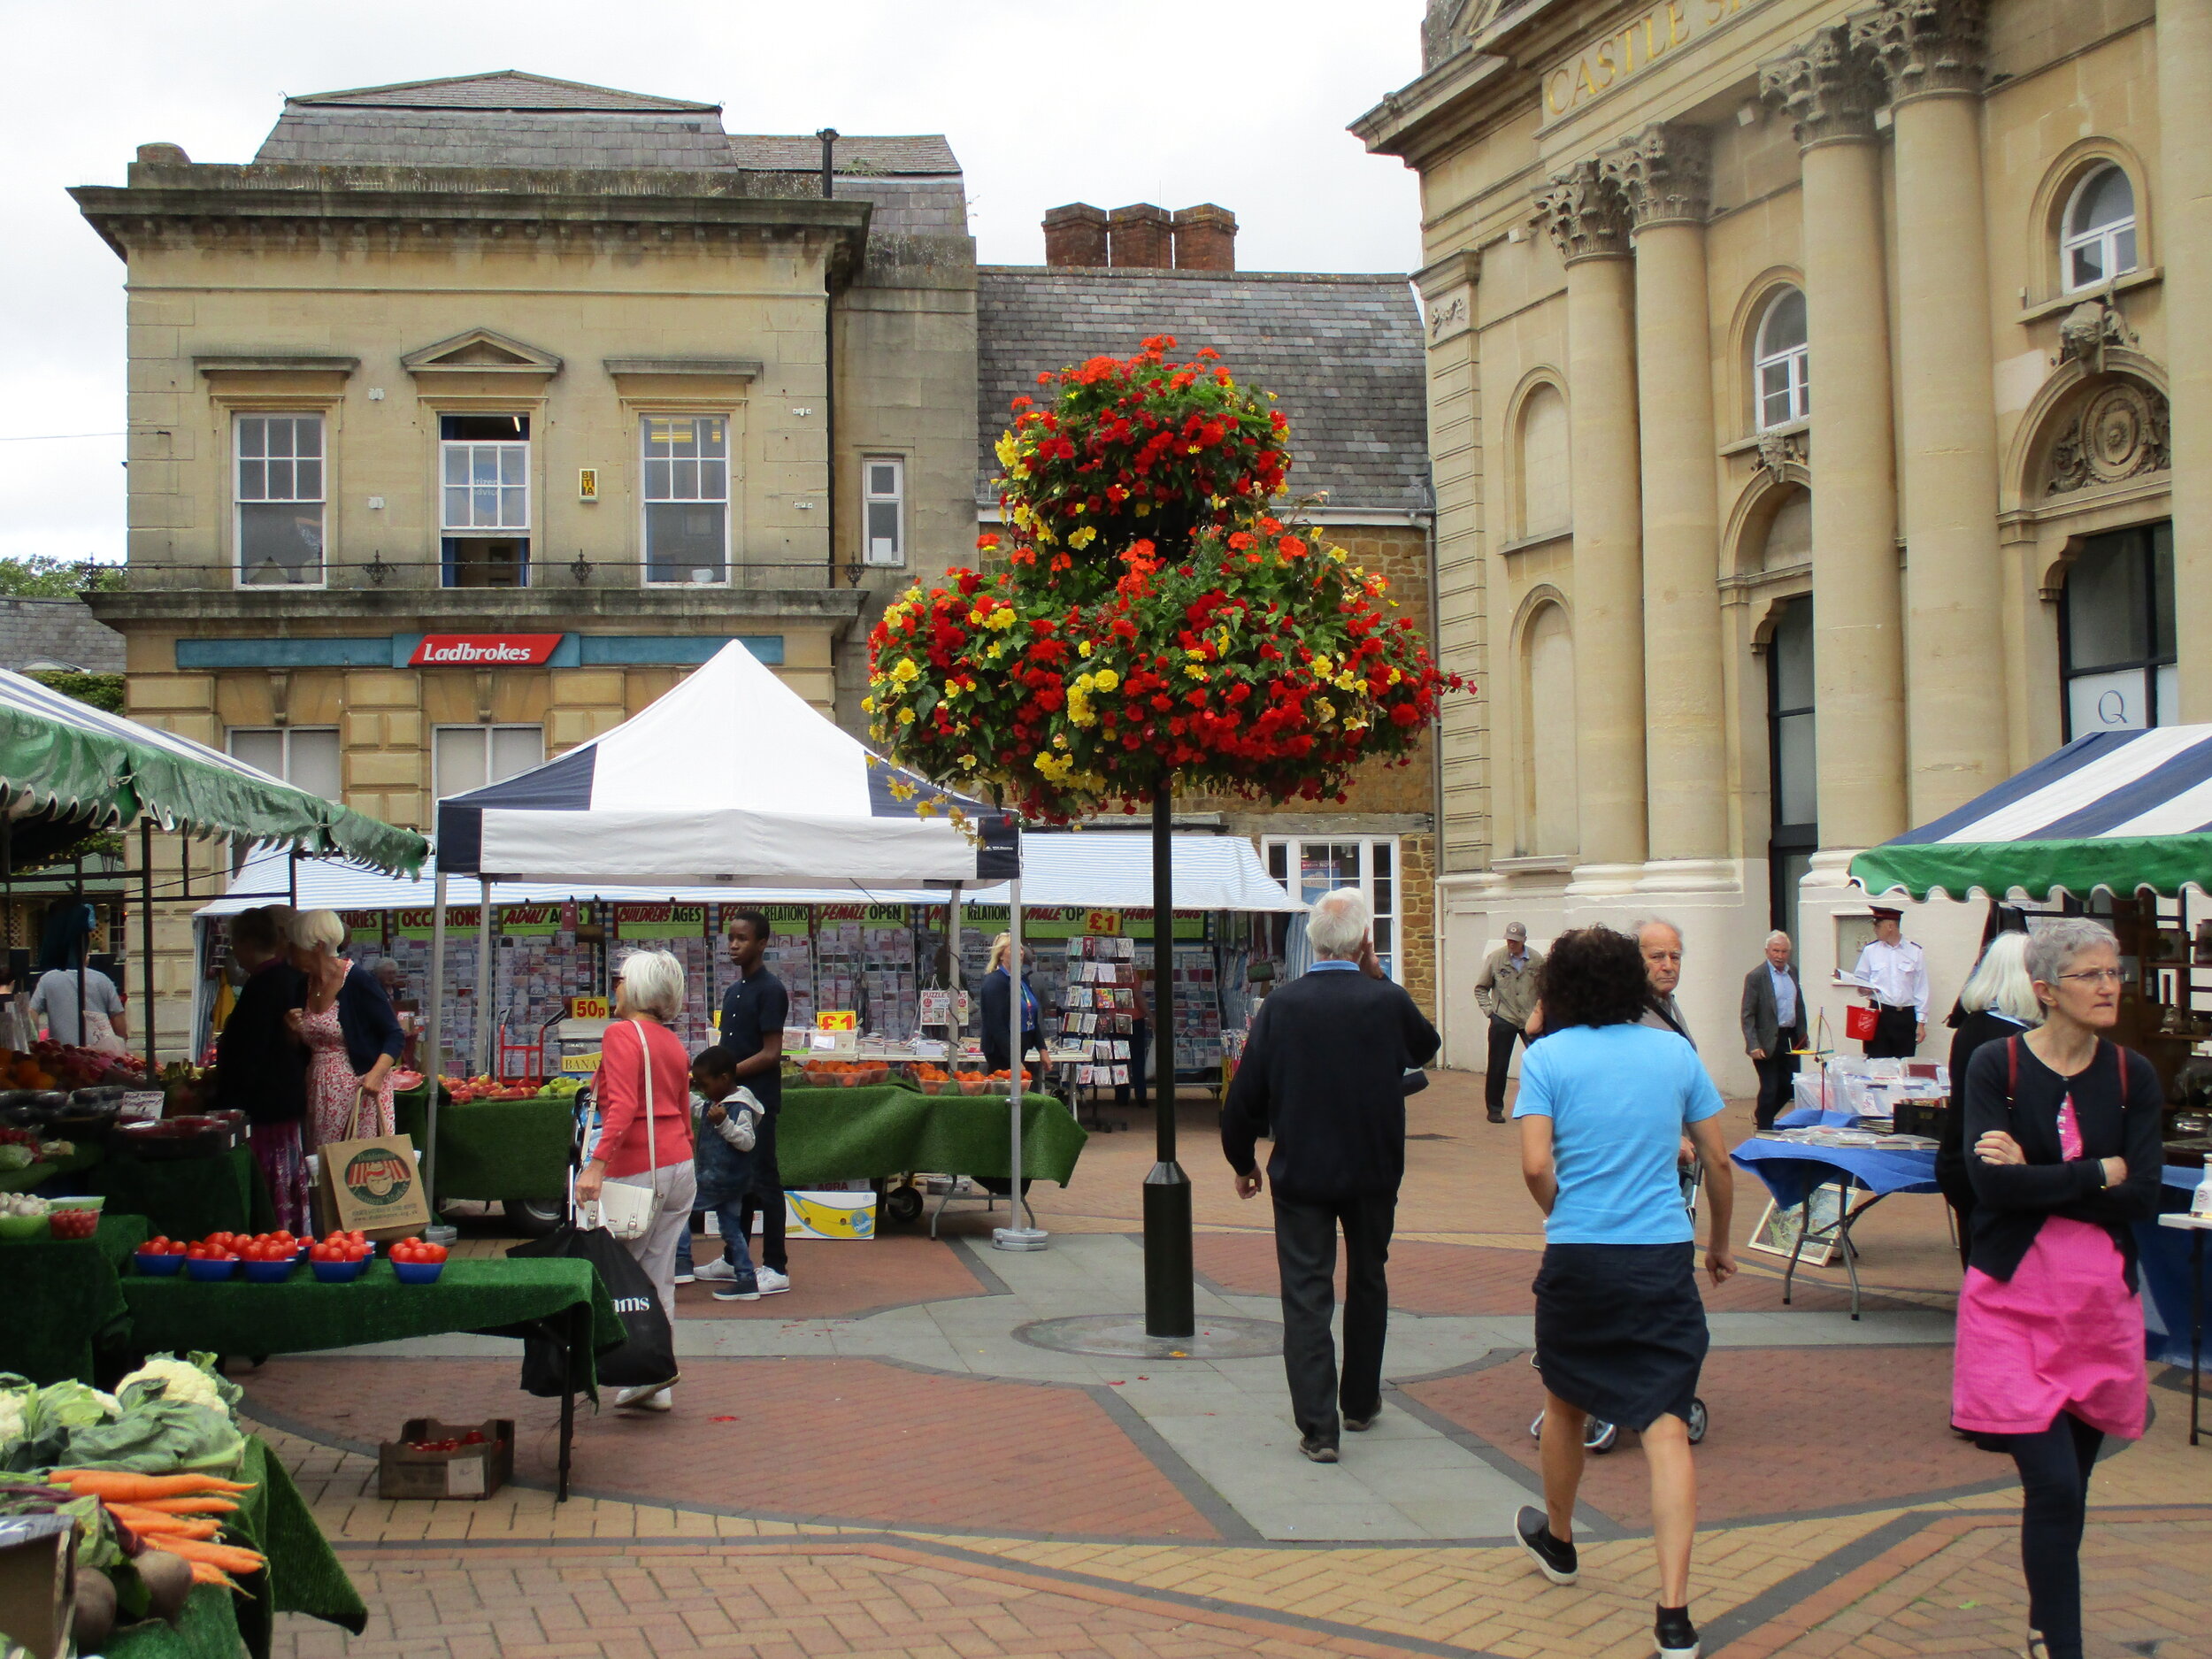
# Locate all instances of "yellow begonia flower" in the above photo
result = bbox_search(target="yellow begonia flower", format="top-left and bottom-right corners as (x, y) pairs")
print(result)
(898, 707), (917, 725)
(891, 658), (921, 685)
(1184, 664), (1210, 681)
(1079, 640), (1094, 658)
(1335, 672), (1360, 692)
(1313, 655), (1333, 676)
(986, 608), (1017, 632)
(1068, 526), (1097, 550)
(1093, 669), (1119, 693)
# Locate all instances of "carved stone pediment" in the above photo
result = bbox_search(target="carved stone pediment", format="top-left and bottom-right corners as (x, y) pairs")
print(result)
(401, 327), (563, 378)
(2046, 380), (2169, 496)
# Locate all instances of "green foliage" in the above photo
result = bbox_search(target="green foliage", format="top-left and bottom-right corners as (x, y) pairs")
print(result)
(25, 672), (124, 715)
(0, 557), (121, 599)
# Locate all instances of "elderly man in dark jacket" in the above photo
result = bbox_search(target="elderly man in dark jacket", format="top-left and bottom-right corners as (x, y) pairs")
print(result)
(1222, 888), (1441, 1463)
(1740, 930), (1809, 1130)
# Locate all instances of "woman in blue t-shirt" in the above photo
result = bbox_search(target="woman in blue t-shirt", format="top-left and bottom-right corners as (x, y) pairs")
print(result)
(1509, 926), (1738, 1659)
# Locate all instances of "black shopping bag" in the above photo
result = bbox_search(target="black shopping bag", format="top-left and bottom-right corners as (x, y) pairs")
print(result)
(507, 1223), (679, 1395)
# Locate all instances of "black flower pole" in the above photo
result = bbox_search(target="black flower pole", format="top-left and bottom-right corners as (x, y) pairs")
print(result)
(1145, 773), (1194, 1335)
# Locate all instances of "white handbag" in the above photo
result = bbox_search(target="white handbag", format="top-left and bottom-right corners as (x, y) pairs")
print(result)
(580, 1019), (660, 1241)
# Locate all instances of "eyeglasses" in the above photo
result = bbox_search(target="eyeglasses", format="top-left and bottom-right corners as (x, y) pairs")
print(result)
(2056, 968), (2124, 987)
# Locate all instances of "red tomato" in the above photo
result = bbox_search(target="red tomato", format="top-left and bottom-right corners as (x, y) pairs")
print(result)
(187, 1243), (209, 1258)
(425, 1243), (449, 1263)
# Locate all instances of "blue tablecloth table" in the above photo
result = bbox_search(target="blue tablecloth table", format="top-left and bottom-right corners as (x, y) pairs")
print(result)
(1731, 1139), (1940, 1318)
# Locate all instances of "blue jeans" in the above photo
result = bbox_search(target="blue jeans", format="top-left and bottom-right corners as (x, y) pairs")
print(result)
(678, 1127), (758, 1281)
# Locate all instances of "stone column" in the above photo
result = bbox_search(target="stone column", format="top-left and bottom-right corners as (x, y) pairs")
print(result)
(1857, 0), (2008, 821)
(1762, 25), (1907, 850)
(1536, 161), (1647, 877)
(1610, 125), (1727, 867)
(2162, 1), (2212, 716)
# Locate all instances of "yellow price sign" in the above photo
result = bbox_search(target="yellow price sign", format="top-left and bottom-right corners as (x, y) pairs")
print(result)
(816, 1010), (858, 1032)
(567, 995), (611, 1019)
(560, 1052), (602, 1073)
(1086, 910), (1123, 936)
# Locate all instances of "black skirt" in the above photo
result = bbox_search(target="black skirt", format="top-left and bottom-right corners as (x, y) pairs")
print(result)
(1532, 1241), (1709, 1431)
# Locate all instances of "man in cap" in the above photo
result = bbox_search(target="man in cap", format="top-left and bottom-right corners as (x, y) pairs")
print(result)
(1473, 923), (1542, 1123)
(1849, 907), (1926, 1058)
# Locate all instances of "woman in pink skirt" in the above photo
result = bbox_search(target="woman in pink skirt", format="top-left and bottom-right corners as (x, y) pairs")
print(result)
(1956, 917), (2162, 1659)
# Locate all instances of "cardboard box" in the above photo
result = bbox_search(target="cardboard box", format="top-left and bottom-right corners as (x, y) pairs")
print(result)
(377, 1418), (515, 1501)
(0, 1512), (76, 1659)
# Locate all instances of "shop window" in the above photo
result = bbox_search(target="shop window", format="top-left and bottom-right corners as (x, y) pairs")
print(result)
(1767, 597), (1816, 941)
(2062, 165), (2138, 294)
(1516, 384), (1570, 539)
(641, 415), (729, 584)
(227, 726), (342, 801)
(862, 456), (906, 567)
(1262, 836), (1402, 981)
(441, 414), (529, 588)
(2062, 522), (2174, 737)
(234, 414), (325, 587)
(1755, 288), (1809, 432)
(433, 725), (545, 801)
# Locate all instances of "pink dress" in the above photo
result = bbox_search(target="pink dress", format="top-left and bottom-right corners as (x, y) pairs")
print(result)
(301, 999), (394, 1148)
(1952, 1094), (2146, 1438)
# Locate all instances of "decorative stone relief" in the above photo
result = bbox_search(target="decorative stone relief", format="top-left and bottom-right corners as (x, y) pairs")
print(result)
(2056, 297), (2134, 376)
(1533, 160), (1632, 264)
(1607, 124), (1711, 228)
(1422, 0), (1479, 70)
(2046, 380), (2170, 495)
(1759, 24), (1885, 147)
(1854, 0), (1988, 102)
(1756, 430), (1809, 483)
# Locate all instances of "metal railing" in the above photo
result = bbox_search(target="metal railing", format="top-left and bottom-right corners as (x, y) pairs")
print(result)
(107, 554), (883, 593)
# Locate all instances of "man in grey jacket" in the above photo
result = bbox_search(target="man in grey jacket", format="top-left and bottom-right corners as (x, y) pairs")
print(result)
(1473, 923), (1542, 1123)
(1740, 930), (1809, 1130)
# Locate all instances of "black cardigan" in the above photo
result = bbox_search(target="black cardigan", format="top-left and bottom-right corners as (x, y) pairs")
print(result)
(215, 962), (308, 1125)
(1938, 1007), (2030, 1210)
(1221, 969), (1440, 1202)
(1961, 1036), (2163, 1291)
(334, 965), (405, 1077)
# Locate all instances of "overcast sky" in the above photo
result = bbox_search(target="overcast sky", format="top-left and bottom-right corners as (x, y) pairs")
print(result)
(0, 0), (1428, 565)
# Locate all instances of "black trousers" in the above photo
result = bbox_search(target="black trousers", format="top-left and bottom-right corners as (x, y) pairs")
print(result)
(1272, 1190), (1394, 1445)
(1992, 1411), (2104, 1659)
(736, 1109), (787, 1273)
(1114, 1018), (1149, 1112)
(1863, 1003), (1917, 1059)
(1484, 1017), (1526, 1116)
(1752, 1050), (1800, 1130)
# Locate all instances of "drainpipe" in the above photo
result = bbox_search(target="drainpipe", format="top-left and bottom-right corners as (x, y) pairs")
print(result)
(1420, 478), (1444, 1041)
(818, 128), (840, 589)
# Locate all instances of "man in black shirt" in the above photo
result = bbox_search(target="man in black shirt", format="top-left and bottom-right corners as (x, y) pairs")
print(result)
(719, 910), (790, 1293)
(1222, 888), (1440, 1463)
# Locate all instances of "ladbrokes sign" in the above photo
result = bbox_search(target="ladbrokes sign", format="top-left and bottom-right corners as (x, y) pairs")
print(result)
(409, 634), (563, 666)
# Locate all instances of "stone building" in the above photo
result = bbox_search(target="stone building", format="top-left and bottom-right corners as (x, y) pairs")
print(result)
(71, 70), (979, 1034)
(1356, 1), (2204, 1083)
(979, 208), (1440, 1010)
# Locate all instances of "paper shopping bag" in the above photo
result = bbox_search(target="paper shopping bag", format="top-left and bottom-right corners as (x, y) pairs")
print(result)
(1844, 1004), (1879, 1042)
(313, 1133), (432, 1240)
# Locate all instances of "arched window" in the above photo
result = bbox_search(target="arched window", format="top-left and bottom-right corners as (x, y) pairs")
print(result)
(1754, 288), (1809, 432)
(1520, 602), (1578, 855)
(1516, 383), (1570, 539)
(2062, 165), (2137, 293)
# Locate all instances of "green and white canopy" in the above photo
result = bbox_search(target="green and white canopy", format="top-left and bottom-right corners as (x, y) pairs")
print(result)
(1851, 725), (2212, 902)
(0, 669), (426, 873)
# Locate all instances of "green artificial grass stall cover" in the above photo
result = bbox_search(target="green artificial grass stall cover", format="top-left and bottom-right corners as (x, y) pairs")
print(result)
(0, 1211), (147, 1383)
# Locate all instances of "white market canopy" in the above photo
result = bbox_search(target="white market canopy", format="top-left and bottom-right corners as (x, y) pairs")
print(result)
(434, 640), (1018, 888)
(198, 833), (1301, 919)
(1851, 724), (2212, 902)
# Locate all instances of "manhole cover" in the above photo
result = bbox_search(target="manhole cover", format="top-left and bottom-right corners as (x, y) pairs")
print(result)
(1015, 1314), (1283, 1360)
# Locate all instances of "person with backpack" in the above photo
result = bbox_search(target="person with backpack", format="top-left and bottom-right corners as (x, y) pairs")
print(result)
(1955, 918), (2161, 1659)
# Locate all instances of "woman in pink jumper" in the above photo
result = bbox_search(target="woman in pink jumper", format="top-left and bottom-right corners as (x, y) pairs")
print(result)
(1955, 917), (2162, 1659)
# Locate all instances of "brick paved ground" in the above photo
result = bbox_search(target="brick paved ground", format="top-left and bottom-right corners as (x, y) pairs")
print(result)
(242, 1069), (2208, 1659)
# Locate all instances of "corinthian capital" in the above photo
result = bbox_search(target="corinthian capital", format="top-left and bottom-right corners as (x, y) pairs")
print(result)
(1759, 23), (1885, 147)
(1607, 124), (1711, 228)
(1852, 0), (1988, 102)
(1534, 159), (1632, 264)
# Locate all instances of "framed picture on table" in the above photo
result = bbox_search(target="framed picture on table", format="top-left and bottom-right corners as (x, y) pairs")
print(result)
(1745, 1182), (1870, 1267)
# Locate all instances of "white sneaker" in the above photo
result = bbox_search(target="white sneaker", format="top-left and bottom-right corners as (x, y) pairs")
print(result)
(755, 1267), (790, 1295)
(693, 1257), (737, 1282)
(614, 1384), (672, 1411)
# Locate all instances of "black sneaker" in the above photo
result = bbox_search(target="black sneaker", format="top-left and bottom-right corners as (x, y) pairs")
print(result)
(1486, 1110), (1506, 1123)
(1655, 1604), (1699, 1659)
(1299, 1436), (1340, 1463)
(1513, 1505), (1578, 1585)
(1342, 1411), (1378, 1432)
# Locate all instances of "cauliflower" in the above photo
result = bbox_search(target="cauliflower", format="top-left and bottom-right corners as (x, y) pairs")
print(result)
(114, 1354), (237, 1419)
(0, 1377), (31, 1449)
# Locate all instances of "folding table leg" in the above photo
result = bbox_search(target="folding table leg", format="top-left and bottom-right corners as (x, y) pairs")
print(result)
(557, 1305), (581, 1502)
(2192, 1231), (2203, 1448)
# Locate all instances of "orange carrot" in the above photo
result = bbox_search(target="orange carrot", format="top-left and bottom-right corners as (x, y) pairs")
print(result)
(188, 1562), (246, 1590)
(104, 1505), (220, 1540)
(126, 1496), (241, 1515)
(156, 1538), (265, 1574)
(47, 1471), (252, 1501)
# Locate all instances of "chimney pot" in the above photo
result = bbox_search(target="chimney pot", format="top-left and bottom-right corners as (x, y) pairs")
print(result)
(1107, 204), (1174, 269)
(1172, 204), (1238, 271)
(1042, 203), (1109, 267)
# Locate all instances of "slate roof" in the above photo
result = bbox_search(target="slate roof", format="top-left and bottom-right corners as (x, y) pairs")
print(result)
(0, 599), (125, 676)
(289, 71), (717, 111)
(974, 268), (1429, 516)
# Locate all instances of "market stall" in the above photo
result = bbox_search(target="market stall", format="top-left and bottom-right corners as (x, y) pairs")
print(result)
(1849, 721), (2212, 1363)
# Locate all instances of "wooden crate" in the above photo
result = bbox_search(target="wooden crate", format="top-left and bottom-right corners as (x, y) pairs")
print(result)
(377, 1418), (514, 1501)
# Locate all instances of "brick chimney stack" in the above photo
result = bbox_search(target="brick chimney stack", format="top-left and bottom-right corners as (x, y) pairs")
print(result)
(1042, 203), (1109, 267)
(1107, 204), (1175, 268)
(1172, 204), (1238, 271)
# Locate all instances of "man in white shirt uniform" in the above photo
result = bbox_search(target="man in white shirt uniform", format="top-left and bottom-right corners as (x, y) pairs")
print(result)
(1850, 907), (1927, 1058)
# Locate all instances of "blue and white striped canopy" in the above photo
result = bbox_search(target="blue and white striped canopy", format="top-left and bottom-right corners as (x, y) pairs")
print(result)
(1852, 726), (2212, 901)
(436, 641), (1018, 888)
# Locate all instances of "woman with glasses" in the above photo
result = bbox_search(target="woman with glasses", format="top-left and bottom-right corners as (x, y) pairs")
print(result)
(1955, 918), (2162, 1659)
